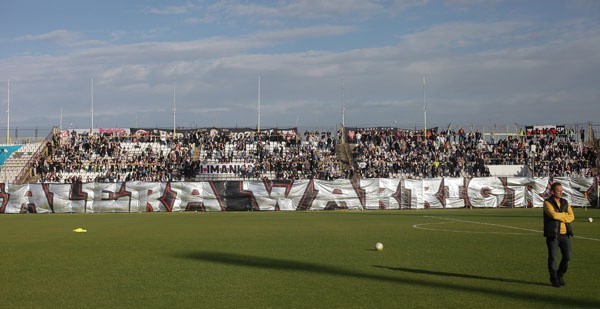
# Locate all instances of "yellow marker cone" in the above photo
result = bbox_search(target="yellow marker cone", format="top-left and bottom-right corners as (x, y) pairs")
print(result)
(73, 228), (87, 233)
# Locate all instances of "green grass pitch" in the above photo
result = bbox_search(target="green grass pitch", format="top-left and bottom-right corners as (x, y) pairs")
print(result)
(1, 209), (599, 308)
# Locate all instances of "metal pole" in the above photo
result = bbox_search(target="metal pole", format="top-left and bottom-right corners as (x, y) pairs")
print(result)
(341, 77), (345, 128)
(1, 149), (6, 183)
(531, 151), (535, 177)
(341, 78), (346, 144)
(7, 79), (10, 144)
(173, 77), (176, 137)
(422, 75), (426, 139)
(257, 76), (261, 133)
(90, 77), (94, 134)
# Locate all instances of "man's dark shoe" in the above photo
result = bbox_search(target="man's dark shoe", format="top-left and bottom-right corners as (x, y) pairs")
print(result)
(551, 280), (561, 288)
(558, 277), (565, 286)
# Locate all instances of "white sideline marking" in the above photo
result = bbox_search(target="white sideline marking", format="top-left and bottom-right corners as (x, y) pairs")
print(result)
(574, 235), (600, 242)
(414, 216), (600, 242)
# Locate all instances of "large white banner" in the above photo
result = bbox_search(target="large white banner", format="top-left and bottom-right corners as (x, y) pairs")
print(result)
(0, 177), (597, 213)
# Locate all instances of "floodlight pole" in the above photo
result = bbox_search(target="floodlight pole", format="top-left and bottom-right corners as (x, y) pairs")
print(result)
(7, 79), (10, 144)
(257, 75), (261, 133)
(172, 77), (176, 137)
(1, 149), (7, 183)
(422, 75), (427, 140)
(90, 77), (94, 134)
(341, 77), (345, 128)
(341, 77), (346, 144)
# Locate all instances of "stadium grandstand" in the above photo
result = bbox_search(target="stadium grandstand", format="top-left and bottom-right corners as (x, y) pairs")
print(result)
(0, 123), (597, 185)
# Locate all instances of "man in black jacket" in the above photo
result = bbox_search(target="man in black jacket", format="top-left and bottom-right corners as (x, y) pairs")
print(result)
(543, 182), (575, 287)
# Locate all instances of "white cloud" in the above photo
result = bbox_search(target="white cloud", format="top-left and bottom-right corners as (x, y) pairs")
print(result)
(390, 0), (429, 13)
(15, 29), (105, 48)
(202, 0), (383, 25)
(145, 3), (194, 15)
(16, 30), (79, 44)
(183, 17), (204, 24)
(250, 25), (355, 42)
(399, 21), (530, 51)
(2, 13), (599, 130)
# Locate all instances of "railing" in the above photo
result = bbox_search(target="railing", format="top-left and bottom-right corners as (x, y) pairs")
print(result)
(16, 130), (55, 184)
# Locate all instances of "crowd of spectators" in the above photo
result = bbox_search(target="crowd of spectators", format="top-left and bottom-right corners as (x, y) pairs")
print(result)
(28, 126), (597, 183)
(349, 127), (596, 178)
(32, 130), (197, 183)
(349, 128), (482, 178)
(30, 129), (345, 183)
(189, 129), (342, 180)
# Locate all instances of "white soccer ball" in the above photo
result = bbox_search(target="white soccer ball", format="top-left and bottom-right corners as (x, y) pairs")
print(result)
(589, 217), (593, 223)
(375, 242), (384, 251)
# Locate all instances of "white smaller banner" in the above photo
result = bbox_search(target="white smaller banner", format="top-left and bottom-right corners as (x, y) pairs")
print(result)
(198, 163), (254, 175)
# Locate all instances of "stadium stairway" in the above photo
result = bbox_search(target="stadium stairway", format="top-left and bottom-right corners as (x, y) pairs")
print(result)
(0, 142), (45, 184)
(193, 144), (201, 161)
(335, 142), (356, 179)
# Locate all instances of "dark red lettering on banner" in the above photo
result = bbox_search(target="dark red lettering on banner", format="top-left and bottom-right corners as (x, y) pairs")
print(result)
(540, 179), (552, 199)
(228, 181), (259, 211)
(103, 182), (133, 212)
(208, 182), (227, 211)
(297, 179), (318, 210)
(391, 182), (402, 209)
(185, 202), (206, 212)
(480, 187), (493, 197)
(584, 177), (598, 205)
(103, 183), (132, 200)
(262, 179), (294, 211)
(498, 177), (516, 208)
(460, 178), (471, 208)
(350, 178), (366, 208)
(526, 185), (534, 208)
(391, 180), (413, 209)
(0, 184), (10, 213)
(262, 179), (294, 196)
(25, 203), (37, 213)
(24, 191), (37, 213)
(69, 182), (88, 212)
(158, 183), (177, 212)
(184, 189), (206, 212)
(435, 179), (449, 208)
(209, 181), (259, 211)
(41, 183), (55, 213)
(324, 200), (346, 210)
(378, 190), (386, 209)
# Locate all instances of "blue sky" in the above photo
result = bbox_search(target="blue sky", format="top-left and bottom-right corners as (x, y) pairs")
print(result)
(1, 0), (599, 133)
